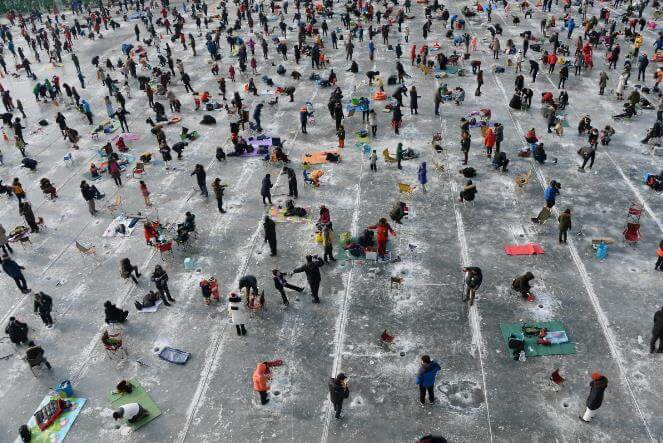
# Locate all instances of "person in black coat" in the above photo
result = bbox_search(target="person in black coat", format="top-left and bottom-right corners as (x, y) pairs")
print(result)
(409, 85), (420, 115)
(650, 306), (663, 353)
(581, 373), (608, 422)
(191, 164), (208, 197)
(104, 301), (128, 323)
(263, 216), (277, 256)
(512, 272), (535, 299)
(272, 269), (303, 305)
(328, 373), (349, 419)
(462, 266), (482, 306)
(34, 292), (54, 328)
(282, 166), (298, 198)
(5, 316), (29, 345)
(293, 255), (324, 303)
(1, 255), (30, 293)
(151, 265), (175, 305)
(261, 174), (273, 205)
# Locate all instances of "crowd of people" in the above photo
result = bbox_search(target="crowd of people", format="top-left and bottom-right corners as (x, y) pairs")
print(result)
(0, 0), (662, 439)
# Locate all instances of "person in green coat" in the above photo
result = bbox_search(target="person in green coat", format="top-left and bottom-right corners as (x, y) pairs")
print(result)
(396, 142), (403, 169)
(558, 208), (572, 244)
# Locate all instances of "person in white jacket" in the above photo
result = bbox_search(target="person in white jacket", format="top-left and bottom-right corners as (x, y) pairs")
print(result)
(515, 49), (523, 73)
(228, 292), (247, 336)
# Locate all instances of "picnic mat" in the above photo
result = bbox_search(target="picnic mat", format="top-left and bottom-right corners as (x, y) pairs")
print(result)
(300, 149), (340, 165)
(500, 321), (576, 357)
(336, 238), (394, 261)
(269, 206), (313, 224)
(107, 379), (161, 430)
(504, 243), (545, 255)
(16, 396), (87, 443)
(103, 215), (140, 237)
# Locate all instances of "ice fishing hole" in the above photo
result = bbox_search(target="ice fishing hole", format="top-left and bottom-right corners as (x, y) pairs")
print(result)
(563, 403), (568, 408)
(538, 304), (544, 308)
(273, 391), (281, 396)
(400, 351), (406, 357)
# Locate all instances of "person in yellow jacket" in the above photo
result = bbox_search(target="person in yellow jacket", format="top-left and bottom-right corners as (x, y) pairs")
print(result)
(634, 34), (643, 57)
(252, 362), (271, 405)
(322, 225), (335, 263)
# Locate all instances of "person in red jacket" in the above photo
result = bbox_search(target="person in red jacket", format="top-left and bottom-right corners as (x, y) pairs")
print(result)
(253, 362), (271, 405)
(547, 52), (558, 73)
(483, 126), (496, 157)
(368, 218), (396, 257)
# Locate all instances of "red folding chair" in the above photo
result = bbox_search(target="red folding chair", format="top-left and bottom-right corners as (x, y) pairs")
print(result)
(155, 240), (174, 260)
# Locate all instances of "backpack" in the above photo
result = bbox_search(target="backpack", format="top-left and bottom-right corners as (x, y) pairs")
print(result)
(200, 115), (216, 125)
(461, 167), (476, 178)
(276, 64), (286, 75)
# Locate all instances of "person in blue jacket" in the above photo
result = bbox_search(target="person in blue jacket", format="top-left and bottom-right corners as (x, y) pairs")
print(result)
(416, 355), (441, 405)
(1, 255), (30, 293)
(418, 162), (428, 193)
(544, 180), (561, 208)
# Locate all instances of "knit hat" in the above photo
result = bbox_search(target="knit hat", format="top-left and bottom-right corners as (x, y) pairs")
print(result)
(591, 372), (603, 381)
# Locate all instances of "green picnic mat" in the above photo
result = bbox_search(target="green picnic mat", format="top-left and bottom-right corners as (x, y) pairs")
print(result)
(355, 134), (370, 145)
(500, 321), (576, 357)
(107, 379), (161, 430)
(444, 66), (459, 75)
(336, 237), (393, 261)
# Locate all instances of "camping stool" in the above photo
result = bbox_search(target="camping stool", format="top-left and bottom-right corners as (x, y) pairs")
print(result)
(548, 369), (565, 392)
(362, 144), (372, 156)
(63, 152), (74, 166)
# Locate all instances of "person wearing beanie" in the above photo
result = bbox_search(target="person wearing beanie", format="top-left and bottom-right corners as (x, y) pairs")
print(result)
(228, 292), (247, 336)
(581, 373), (608, 422)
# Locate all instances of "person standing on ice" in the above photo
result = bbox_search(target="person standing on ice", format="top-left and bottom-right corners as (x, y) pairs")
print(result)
(191, 164), (208, 197)
(580, 373), (608, 422)
(650, 306), (663, 353)
(292, 255), (325, 303)
(462, 266), (482, 306)
(368, 218), (396, 258)
(416, 355), (441, 405)
(33, 292), (54, 328)
(253, 362), (272, 405)
(228, 292), (247, 336)
(263, 215), (277, 256)
(261, 173), (273, 205)
(328, 373), (350, 419)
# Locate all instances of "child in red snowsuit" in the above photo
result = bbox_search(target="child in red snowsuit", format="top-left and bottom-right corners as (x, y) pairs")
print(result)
(368, 218), (396, 257)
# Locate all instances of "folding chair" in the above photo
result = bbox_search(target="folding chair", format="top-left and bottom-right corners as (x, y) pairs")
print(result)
(155, 240), (174, 261)
(75, 241), (96, 256)
(63, 152), (75, 166)
(132, 161), (145, 178)
(383, 148), (397, 163)
(102, 330), (128, 360)
(514, 170), (533, 189)
(548, 368), (565, 392)
(398, 183), (415, 194)
(107, 194), (123, 214)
